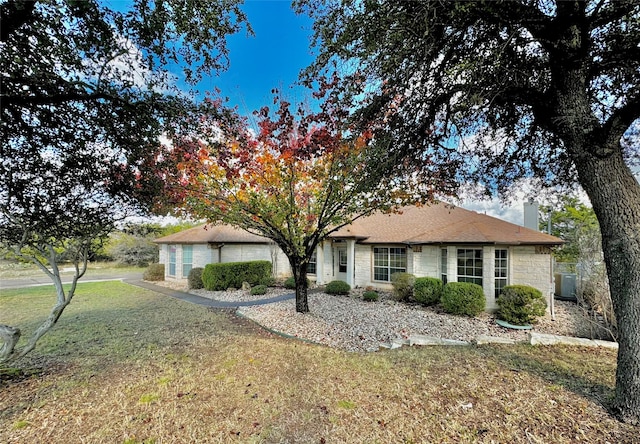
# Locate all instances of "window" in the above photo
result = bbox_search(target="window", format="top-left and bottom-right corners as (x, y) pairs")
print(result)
(495, 249), (508, 298)
(457, 248), (483, 286)
(338, 249), (347, 273)
(374, 247), (407, 282)
(182, 245), (193, 277)
(308, 250), (317, 275)
(168, 245), (177, 277)
(441, 248), (448, 284)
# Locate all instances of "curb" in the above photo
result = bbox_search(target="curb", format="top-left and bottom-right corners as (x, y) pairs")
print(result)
(378, 332), (618, 351)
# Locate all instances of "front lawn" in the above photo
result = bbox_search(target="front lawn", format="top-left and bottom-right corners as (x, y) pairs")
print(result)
(0, 281), (636, 443)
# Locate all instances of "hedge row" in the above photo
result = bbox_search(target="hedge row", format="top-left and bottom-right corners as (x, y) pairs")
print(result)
(202, 260), (272, 291)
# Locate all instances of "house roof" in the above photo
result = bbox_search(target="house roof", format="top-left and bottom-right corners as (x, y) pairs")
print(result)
(155, 202), (563, 246)
(154, 224), (271, 245)
(328, 203), (563, 246)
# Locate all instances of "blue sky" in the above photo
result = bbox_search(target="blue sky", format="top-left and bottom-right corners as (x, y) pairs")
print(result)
(200, 0), (315, 116)
(192, 1), (534, 224)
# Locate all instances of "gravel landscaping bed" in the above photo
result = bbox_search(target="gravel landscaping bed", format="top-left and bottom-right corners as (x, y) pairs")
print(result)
(152, 281), (613, 353)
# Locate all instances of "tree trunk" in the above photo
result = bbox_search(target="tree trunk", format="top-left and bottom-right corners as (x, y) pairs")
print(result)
(290, 259), (310, 313)
(0, 244), (85, 364)
(574, 148), (640, 425)
(0, 325), (21, 361)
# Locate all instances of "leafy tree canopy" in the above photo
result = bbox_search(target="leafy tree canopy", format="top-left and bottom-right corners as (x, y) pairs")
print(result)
(1, 0), (249, 246)
(540, 195), (599, 263)
(297, 0), (639, 195)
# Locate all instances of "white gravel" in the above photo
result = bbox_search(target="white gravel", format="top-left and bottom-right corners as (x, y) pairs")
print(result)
(152, 281), (612, 353)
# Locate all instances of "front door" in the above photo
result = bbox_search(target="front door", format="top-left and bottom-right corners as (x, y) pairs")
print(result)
(335, 247), (347, 282)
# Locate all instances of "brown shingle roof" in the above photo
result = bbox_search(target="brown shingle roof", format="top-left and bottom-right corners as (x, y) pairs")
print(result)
(154, 224), (271, 244)
(329, 203), (563, 245)
(155, 203), (563, 246)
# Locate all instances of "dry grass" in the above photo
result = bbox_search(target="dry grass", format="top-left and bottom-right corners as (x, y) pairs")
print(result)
(1, 282), (637, 443)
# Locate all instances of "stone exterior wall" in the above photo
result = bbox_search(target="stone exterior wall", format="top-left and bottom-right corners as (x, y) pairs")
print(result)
(193, 244), (215, 269)
(510, 245), (554, 303)
(158, 244), (167, 265)
(412, 245), (440, 278)
(220, 243), (290, 278)
(352, 243), (373, 287)
(160, 242), (291, 280)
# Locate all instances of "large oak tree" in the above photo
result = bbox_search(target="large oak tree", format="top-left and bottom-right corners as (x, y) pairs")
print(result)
(296, 0), (640, 423)
(0, 0), (249, 363)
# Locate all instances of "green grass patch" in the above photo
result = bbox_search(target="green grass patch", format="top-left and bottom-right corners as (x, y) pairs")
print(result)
(0, 281), (636, 443)
(12, 420), (30, 430)
(138, 393), (160, 404)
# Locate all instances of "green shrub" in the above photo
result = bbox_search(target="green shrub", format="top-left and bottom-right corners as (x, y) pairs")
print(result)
(283, 276), (310, 289)
(284, 276), (296, 289)
(259, 276), (276, 287)
(187, 267), (204, 290)
(143, 263), (165, 281)
(414, 277), (443, 306)
(250, 284), (268, 295)
(363, 290), (379, 302)
(441, 282), (486, 316)
(202, 260), (272, 291)
(325, 280), (351, 295)
(497, 285), (547, 325)
(391, 272), (415, 302)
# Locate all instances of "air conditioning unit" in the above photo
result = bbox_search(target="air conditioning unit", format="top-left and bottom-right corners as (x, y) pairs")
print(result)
(554, 272), (577, 301)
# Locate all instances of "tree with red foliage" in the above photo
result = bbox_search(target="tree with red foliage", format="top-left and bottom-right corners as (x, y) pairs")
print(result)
(165, 86), (455, 312)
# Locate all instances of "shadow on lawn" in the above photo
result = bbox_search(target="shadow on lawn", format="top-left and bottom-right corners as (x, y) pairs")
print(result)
(477, 344), (617, 412)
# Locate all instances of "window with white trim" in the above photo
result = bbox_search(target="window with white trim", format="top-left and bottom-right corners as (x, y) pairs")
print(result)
(457, 248), (483, 286)
(495, 249), (508, 297)
(441, 248), (448, 284)
(308, 250), (317, 275)
(374, 247), (407, 282)
(168, 245), (177, 277)
(339, 249), (347, 273)
(182, 245), (193, 277)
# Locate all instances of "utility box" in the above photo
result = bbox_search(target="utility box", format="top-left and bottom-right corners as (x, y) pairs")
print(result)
(554, 272), (577, 301)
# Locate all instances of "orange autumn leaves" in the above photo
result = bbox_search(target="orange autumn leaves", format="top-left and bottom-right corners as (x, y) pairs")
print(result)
(167, 94), (374, 240)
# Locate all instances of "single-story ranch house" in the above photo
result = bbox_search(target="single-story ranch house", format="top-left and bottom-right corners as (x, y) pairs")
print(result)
(154, 203), (563, 310)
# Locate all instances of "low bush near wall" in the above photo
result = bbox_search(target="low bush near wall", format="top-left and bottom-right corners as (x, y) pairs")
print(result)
(414, 277), (443, 306)
(188, 267), (204, 290)
(284, 276), (296, 289)
(260, 276), (276, 287)
(326, 280), (351, 295)
(363, 290), (379, 301)
(250, 284), (268, 295)
(497, 285), (547, 325)
(391, 272), (415, 302)
(284, 276), (311, 289)
(441, 282), (485, 316)
(202, 260), (272, 291)
(143, 263), (165, 281)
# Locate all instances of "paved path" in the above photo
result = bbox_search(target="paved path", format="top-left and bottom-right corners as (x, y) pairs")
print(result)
(125, 279), (296, 308)
(0, 272), (143, 290)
